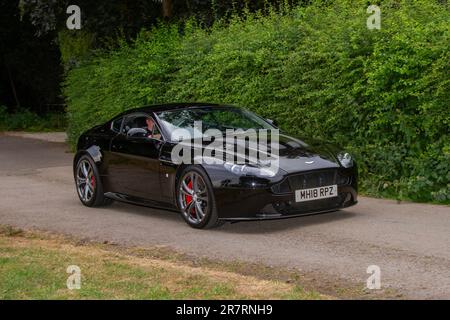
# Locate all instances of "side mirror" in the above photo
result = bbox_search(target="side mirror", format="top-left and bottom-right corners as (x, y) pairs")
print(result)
(127, 128), (148, 139)
(266, 118), (278, 127)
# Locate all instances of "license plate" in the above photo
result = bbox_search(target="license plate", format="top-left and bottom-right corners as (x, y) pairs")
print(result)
(295, 185), (338, 202)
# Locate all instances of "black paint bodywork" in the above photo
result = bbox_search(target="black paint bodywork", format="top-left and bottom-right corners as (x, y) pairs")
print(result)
(74, 103), (358, 221)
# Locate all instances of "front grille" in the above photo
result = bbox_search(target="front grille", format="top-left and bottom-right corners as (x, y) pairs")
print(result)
(287, 196), (343, 213)
(264, 193), (349, 216)
(270, 169), (352, 194)
(287, 170), (337, 190)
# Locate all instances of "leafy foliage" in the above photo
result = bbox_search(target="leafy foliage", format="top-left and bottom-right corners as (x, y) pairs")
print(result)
(64, 0), (450, 203)
(58, 30), (95, 70)
(0, 105), (66, 132)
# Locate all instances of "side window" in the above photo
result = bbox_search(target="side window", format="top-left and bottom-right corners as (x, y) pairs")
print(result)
(111, 118), (123, 133)
(123, 115), (148, 137)
(122, 114), (163, 140)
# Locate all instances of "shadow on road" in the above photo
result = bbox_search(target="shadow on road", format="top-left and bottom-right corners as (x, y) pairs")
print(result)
(105, 200), (357, 234)
(217, 210), (357, 234)
(106, 201), (182, 220)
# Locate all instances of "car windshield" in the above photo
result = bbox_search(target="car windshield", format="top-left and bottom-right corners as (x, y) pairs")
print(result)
(156, 107), (274, 139)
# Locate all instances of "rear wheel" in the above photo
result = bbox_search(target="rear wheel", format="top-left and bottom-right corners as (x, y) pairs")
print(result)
(75, 155), (112, 207)
(177, 166), (223, 229)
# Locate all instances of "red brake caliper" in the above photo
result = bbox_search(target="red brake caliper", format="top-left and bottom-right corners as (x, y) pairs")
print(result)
(185, 181), (196, 217)
(90, 175), (95, 188)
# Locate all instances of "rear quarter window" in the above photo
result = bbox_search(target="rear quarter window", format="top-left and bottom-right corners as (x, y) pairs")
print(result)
(111, 118), (123, 133)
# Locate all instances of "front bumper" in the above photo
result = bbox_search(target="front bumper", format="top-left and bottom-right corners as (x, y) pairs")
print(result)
(214, 184), (357, 221)
(213, 165), (358, 221)
(222, 203), (357, 222)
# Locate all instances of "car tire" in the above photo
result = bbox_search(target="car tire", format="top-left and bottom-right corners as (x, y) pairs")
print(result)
(177, 166), (224, 229)
(74, 155), (113, 207)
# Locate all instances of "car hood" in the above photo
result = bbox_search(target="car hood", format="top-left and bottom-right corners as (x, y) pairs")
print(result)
(274, 133), (341, 174)
(190, 131), (342, 175)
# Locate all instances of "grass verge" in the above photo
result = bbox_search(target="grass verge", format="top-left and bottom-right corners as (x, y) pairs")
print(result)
(0, 225), (325, 300)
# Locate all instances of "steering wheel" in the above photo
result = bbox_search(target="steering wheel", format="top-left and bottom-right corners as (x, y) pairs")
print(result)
(127, 127), (148, 138)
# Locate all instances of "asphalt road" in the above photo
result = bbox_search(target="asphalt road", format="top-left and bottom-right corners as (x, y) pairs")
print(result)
(0, 133), (449, 299)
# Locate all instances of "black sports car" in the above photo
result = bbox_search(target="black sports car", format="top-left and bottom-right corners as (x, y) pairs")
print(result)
(73, 103), (357, 229)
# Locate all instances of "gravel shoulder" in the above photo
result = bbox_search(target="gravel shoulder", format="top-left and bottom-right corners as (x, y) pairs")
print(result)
(2, 131), (67, 143)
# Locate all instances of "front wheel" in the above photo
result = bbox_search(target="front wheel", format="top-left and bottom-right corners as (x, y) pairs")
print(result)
(177, 166), (223, 229)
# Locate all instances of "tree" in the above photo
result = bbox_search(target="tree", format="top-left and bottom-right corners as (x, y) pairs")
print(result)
(1, 0), (63, 112)
(162, 0), (173, 18)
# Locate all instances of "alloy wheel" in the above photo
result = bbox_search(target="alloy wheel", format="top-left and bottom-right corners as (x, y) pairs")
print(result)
(76, 159), (96, 203)
(179, 172), (209, 224)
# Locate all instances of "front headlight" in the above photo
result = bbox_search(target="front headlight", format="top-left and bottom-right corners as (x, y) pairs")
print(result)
(337, 152), (354, 168)
(224, 163), (276, 177)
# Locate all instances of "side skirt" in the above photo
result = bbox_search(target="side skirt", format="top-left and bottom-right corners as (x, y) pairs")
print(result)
(104, 192), (179, 213)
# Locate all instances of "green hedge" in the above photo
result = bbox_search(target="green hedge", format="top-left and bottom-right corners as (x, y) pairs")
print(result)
(0, 106), (66, 132)
(64, 0), (450, 203)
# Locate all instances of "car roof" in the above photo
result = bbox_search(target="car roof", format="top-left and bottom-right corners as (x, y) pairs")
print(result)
(116, 102), (236, 117)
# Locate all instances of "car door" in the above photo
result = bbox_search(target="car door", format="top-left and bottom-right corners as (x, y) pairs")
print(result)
(107, 113), (164, 201)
